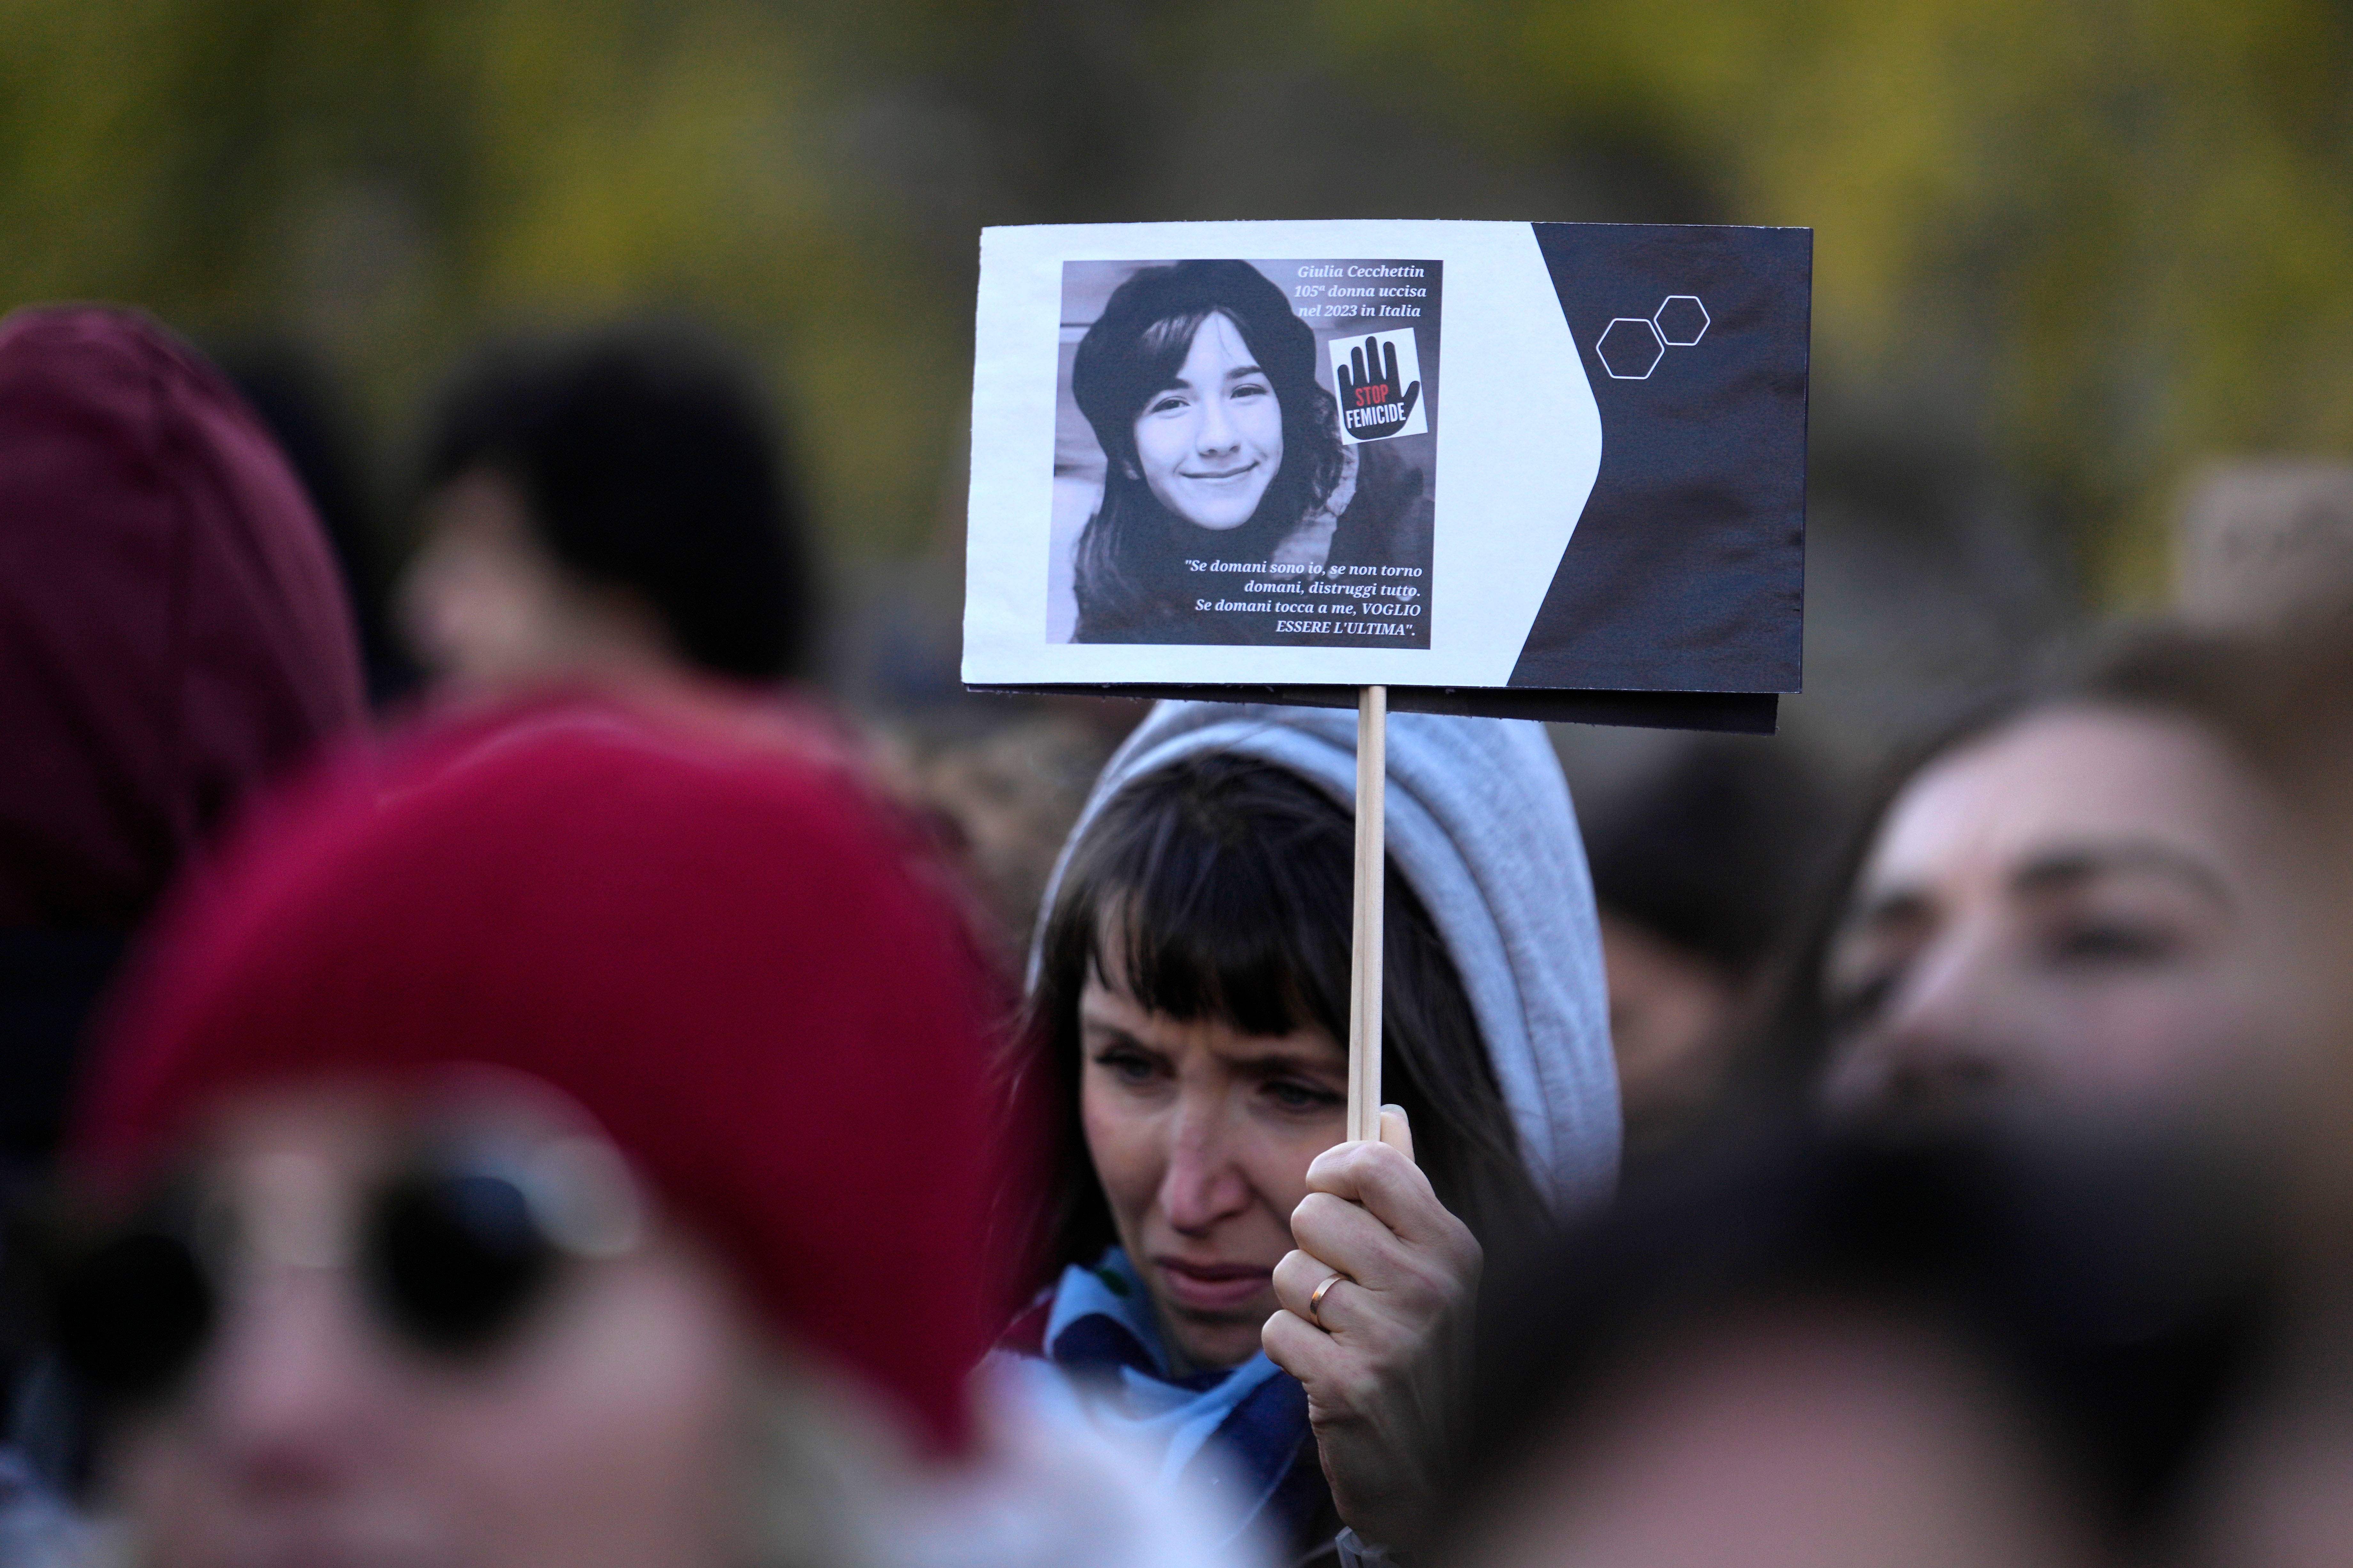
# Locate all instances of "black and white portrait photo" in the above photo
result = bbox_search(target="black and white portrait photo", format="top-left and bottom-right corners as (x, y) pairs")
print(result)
(1047, 257), (1442, 647)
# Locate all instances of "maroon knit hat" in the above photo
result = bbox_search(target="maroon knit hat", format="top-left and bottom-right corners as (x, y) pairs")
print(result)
(74, 693), (1015, 1452)
(0, 305), (364, 930)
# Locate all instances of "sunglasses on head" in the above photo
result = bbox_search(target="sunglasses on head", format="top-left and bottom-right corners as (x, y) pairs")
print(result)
(46, 1133), (643, 1405)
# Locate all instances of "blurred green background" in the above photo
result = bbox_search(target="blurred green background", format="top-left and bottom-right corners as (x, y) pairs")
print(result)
(6, 0), (2350, 723)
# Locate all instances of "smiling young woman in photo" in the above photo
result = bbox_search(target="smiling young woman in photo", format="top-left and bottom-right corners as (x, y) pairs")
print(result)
(1066, 262), (1431, 644)
(995, 702), (1619, 1565)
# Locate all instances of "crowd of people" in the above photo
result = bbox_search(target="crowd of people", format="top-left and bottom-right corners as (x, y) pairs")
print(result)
(5, 297), (2353, 1568)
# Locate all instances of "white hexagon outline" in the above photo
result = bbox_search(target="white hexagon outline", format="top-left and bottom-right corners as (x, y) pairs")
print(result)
(1597, 317), (1666, 380)
(1652, 294), (1709, 347)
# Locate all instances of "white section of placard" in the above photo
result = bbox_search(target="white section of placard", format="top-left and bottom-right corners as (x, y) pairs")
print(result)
(963, 220), (1601, 689)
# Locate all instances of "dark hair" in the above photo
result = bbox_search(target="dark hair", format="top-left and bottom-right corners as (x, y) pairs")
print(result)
(222, 347), (420, 708)
(1068, 262), (1344, 641)
(1584, 737), (1839, 977)
(424, 327), (814, 681)
(1018, 751), (1541, 1288)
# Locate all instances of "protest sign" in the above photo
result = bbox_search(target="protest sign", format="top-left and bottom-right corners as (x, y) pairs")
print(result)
(963, 220), (1811, 734)
(965, 220), (1811, 1137)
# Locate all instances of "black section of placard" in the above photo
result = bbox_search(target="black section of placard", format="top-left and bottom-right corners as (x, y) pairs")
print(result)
(967, 684), (1777, 734)
(1510, 224), (1810, 695)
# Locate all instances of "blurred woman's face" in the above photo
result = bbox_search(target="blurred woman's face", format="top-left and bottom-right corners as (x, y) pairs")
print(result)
(1078, 936), (1347, 1370)
(398, 468), (678, 690)
(1820, 705), (2317, 1134)
(1129, 311), (1285, 532)
(105, 1087), (762, 1568)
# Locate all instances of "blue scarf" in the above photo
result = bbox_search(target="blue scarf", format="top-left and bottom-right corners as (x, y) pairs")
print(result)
(995, 1248), (1318, 1545)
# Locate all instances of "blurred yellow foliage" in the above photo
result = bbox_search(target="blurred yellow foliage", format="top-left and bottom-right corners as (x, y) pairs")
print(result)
(1329, 0), (2353, 601)
(2, 0), (2348, 600)
(0, 0), (963, 558)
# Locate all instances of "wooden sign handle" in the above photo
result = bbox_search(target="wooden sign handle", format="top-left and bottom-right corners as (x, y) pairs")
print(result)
(1347, 685), (1388, 1145)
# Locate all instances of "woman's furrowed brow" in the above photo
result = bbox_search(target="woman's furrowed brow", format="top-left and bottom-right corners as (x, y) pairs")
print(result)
(1228, 1047), (1345, 1079)
(1080, 1018), (1150, 1051)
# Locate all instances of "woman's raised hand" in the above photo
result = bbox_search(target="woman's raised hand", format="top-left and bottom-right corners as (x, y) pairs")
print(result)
(1262, 1106), (1481, 1551)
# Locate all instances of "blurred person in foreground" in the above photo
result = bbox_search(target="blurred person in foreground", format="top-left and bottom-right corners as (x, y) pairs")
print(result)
(1760, 626), (2353, 1563)
(1000, 702), (1618, 1565)
(1436, 1127), (2266, 1568)
(0, 307), (366, 1182)
(0, 305), (365, 1564)
(1434, 633), (2353, 1567)
(397, 328), (817, 701)
(1578, 736), (1836, 1164)
(2136, 630), (2353, 1568)
(44, 694), (1247, 1568)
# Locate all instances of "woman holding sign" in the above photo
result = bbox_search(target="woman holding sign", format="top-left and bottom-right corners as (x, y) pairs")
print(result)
(995, 702), (1619, 1564)
(1068, 261), (1433, 645)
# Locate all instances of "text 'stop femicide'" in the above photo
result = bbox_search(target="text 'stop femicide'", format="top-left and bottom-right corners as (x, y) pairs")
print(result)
(965, 221), (1811, 731)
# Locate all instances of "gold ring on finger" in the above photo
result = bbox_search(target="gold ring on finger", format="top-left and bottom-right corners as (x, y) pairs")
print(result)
(1307, 1272), (1347, 1329)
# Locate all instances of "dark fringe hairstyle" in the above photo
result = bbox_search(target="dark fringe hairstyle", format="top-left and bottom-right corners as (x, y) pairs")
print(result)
(1014, 750), (1542, 1292)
